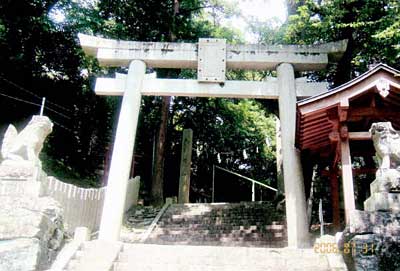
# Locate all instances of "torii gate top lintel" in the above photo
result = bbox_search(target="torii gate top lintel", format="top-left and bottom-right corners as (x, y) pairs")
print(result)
(78, 33), (347, 72)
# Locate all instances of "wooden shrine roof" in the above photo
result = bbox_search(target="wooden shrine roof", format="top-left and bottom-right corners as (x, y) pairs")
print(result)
(296, 64), (400, 156)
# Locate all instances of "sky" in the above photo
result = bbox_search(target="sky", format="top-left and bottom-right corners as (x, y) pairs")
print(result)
(222, 0), (287, 42)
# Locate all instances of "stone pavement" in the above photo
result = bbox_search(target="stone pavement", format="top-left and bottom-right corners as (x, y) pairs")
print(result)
(63, 242), (341, 271)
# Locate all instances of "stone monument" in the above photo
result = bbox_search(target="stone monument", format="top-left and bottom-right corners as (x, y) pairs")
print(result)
(341, 122), (400, 270)
(0, 115), (64, 271)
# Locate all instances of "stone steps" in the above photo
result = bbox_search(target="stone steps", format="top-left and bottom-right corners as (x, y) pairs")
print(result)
(153, 224), (284, 231)
(63, 241), (122, 271)
(121, 205), (163, 243)
(149, 231), (282, 237)
(114, 263), (279, 271)
(144, 202), (287, 247)
(158, 219), (275, 224)
(144, 240), (285, 248)
(112, 243), (332, 271)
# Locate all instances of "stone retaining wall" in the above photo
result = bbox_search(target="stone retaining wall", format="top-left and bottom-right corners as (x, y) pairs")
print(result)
(0, 190), (64, 270)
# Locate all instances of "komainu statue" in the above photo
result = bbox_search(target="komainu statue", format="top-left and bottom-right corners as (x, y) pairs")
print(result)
(1, 116), (53, 166)
(366, 121), (400, 196)
(370, 122), (400, 170)
(340, 122), (400, 271)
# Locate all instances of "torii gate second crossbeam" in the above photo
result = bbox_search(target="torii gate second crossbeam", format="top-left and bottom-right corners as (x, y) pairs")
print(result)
(78, 34), (347, 248)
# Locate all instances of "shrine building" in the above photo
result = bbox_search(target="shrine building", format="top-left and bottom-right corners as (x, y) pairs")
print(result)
(296, 63), (400, 230)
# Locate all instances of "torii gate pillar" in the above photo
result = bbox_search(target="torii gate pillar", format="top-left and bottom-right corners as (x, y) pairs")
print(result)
(277, 63), (309, 247)
(98, 60), (146, 241)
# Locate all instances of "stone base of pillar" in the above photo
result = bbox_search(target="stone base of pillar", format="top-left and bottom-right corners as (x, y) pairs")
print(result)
(364, 193), (400, 212)
(340, 210), (400, 271)
(340, 167), (400, 269)
(364, 169), (400, 212)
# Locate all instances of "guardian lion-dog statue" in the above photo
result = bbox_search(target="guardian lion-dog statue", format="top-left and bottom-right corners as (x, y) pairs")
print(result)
(370, 122), (400, 170)
(1, 116), (53, 166)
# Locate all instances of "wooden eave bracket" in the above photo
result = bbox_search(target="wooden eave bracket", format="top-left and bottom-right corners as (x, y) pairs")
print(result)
(332, 143), (341, 169)
(328, 115), (340, 167)
(340, 125), (349, 139)
(329, 131), (340, 143)
(339, 100), (349, 140)
(326, 104), (347, 164)
(339, 99), (349, 122)
(327, 108), (340, 142)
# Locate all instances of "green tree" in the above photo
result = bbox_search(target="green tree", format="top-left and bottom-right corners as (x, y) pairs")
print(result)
(0, 0), (115, 185)
(281, 0), (400, 85)
(71, 0), (249, 203)
(0, 1), (279, 205)
(166, 97), (276, 202)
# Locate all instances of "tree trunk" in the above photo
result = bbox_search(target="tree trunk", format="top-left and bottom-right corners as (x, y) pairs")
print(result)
(333, 34), (354, 86)
(150, 0), (179, 205)
(285, 0), (305, 17)
(151, 96), (171, 205)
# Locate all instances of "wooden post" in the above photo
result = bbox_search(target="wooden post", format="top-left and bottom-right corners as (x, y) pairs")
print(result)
(252, 181), (255, 202)
(178, 129), (193, 204)
(319, 199), (324, 236)
(306, 171), (315, 227)
(329, 165), (340, 230)
(212, 165), (215, 203)
(40, 97), (46, 116)
(340, 130), (356, 224)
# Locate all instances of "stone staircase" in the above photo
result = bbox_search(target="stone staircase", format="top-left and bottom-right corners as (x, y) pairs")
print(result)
(62, 241), (122, 271)
(55, 202), (347, 271)
(121, 205), (163, 242)
(144, 202), (287, 247)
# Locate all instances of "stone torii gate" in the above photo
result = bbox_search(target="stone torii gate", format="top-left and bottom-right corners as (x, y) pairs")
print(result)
(78, 34), (347, 248)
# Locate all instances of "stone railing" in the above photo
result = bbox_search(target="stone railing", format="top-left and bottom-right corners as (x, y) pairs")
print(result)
(41, 176), (140, 234)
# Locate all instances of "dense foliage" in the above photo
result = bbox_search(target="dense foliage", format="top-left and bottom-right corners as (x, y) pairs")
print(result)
(0, 0), (398, 206)
(254, 0), (400, 85)
(0, 0), (277, 201)
(0, 0), (112, 185)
